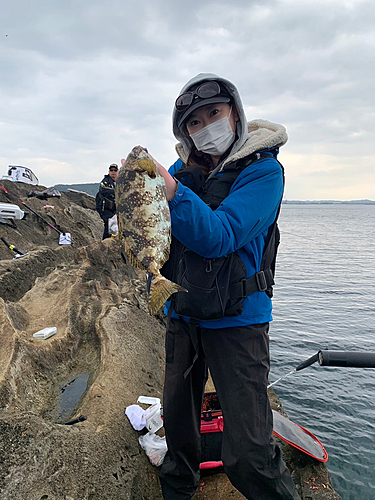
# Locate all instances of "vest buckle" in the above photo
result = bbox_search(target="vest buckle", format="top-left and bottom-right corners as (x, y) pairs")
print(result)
(255, 271), (268, 292)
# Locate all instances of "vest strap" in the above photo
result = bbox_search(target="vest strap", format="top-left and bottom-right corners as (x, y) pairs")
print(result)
(229, 269), (275, 298)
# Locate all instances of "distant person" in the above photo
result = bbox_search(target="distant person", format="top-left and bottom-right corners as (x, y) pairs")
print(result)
(96, 163), (118, 239)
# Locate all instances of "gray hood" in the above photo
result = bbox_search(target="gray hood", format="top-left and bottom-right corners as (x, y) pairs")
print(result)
(172, 73), (288, 176)
(172, 73), (249, 162)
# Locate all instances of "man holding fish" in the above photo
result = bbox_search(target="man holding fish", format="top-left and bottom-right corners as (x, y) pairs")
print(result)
(116, 73), (300, 500)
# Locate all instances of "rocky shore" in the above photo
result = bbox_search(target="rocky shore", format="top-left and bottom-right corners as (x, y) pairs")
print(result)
(0, 181), (342, 499)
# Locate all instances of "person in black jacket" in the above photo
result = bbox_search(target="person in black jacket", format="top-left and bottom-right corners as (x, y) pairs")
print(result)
(95, 163), (118, 239)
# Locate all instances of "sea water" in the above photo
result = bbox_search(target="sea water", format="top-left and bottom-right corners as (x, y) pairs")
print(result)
(270, 204), (375, 500)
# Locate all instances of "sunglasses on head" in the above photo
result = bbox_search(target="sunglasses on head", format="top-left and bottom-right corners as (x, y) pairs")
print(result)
(175, 81), (222, 111)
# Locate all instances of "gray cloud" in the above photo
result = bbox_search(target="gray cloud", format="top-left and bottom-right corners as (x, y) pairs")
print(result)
(0, 0), (374, 198)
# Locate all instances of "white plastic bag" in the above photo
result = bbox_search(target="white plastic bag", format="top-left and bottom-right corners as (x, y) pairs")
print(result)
(137, 396), (163, 433)
(108, 214), (118, 236)
(125, 397), (163, 433)
(139, 432), (167, 467)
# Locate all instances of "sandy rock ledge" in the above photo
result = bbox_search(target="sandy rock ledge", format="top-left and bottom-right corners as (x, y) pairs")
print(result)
(0, 182), (342, 499)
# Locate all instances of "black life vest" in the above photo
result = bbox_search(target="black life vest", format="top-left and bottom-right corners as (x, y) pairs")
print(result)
(161, 151), (284, 321)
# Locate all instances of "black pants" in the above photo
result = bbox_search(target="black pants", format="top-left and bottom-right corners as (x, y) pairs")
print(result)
(159, 319), (301, 500)
(102, 215), (111, 240)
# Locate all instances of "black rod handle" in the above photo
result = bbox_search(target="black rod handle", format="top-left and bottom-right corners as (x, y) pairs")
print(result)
(11, 245), (26, 255)
(318, 350), (375, 368)
(64, 415), (87, 425)
(1, 237), (26, 255)
(1, 236), (10, 248)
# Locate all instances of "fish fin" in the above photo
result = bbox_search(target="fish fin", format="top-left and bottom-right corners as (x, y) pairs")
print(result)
(148, 274), (187, 315)
(123, 238), (147, 271)
(138, 158), (157, 177)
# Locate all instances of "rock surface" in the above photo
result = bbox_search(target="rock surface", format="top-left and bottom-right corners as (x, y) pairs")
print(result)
(0, 181), (342, 499)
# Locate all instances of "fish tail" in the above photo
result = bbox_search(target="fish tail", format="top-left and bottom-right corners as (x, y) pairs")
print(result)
(148, 274), (187, 315)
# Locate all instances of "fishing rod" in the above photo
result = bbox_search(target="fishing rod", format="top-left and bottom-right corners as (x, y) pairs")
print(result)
(298, 350), (375, 369)
(1, 237), (28, 259)
(268, 350), (375, 389)
(1, 185), (62, 235)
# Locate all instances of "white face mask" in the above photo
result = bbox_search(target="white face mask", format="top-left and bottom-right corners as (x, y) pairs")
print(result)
(189, 109), (235, 156)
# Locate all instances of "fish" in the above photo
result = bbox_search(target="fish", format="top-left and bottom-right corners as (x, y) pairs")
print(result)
(115, 145), (185, 315)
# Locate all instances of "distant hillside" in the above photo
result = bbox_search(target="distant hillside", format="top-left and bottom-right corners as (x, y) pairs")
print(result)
(52, 184), (375, 205)
(54, 183), (99, 197)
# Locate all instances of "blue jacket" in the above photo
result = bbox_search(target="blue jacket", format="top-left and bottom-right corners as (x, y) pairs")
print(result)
(165, 154), (284, 329)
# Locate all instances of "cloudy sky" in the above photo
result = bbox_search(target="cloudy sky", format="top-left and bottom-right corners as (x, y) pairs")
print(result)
(1, 0), (374, 200)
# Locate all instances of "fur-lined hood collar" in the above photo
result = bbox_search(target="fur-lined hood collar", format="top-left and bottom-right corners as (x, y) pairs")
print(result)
(175, 118), (288, 175)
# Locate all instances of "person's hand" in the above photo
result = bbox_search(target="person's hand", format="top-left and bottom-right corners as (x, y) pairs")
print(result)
(147, 153), (177, 201)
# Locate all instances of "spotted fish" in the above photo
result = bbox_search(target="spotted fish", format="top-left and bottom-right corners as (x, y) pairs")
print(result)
(116, 145), (185, 315)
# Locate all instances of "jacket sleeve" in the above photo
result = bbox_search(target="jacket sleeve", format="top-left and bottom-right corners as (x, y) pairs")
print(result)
(95, 191), (101, 212)
(168, 158), (283, 259)
(168, 158), (184, 176)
